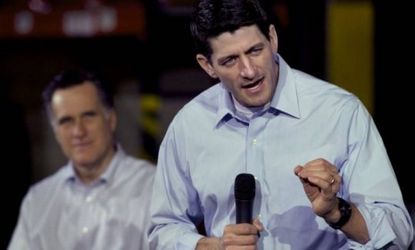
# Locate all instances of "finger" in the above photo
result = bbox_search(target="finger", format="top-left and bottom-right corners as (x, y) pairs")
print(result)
(295, 164), (339, 196)
(299, 160), (338, 183)
(304, 158), (332, 166)
(294, 165), (304, 176)
(294, 169), (314, 187)
(296, 168), (335, 187)
(304, 173), (340, 196)
(252, 218), (264, 232)
(307, 176), (333, 190)
(224, 223), (259, 236)
(221, 234), (258, 247)
(304, 159), (338, 174)
(222, 223), (260, 247)
(252, 217), (264, 237)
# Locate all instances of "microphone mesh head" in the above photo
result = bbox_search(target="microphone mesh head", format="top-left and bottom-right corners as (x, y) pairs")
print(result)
(234, 173), (255, 200)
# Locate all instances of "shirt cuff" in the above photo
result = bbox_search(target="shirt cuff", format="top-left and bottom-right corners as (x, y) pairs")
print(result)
(347, 203), (396, 249)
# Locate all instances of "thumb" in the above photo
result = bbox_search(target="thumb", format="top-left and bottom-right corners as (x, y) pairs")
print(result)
(253, 217), (264, 232)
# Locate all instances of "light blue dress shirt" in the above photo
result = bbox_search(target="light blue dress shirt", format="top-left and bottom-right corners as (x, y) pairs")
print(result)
(149, 55), (414, 249)
(9, 146), (155, 250)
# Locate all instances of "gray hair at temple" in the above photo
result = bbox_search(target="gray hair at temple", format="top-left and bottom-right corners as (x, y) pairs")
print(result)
(42, 69), (114, 119)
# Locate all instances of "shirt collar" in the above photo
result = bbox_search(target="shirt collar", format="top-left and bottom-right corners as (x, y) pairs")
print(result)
(63, 144), (126, 186)
(214, 54), (301, 127)
(215, 86), (234, 126)
(270, 54), (301, 119)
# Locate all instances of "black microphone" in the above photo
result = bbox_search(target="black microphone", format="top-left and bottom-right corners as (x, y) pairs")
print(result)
(234, 173), (255, 224)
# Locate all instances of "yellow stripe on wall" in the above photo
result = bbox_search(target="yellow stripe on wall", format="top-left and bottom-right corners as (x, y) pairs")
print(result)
(327, 1), (374, 113)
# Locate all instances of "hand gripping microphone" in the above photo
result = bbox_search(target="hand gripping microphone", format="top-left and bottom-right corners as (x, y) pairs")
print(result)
(234, 173), (255, 223)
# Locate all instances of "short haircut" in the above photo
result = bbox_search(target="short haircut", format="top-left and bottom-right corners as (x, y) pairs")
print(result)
(190, 0), (270, 59)
(42, 69), (114, 116)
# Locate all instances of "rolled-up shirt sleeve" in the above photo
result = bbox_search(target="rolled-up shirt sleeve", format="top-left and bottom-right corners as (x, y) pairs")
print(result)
(341, 101), (414, 249)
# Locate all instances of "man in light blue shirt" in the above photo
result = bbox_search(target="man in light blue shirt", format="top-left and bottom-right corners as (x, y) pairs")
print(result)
(148, 0), (414, 249)
(8, 70), (155, 250)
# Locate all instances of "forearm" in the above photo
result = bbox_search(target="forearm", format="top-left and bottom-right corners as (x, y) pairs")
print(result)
(324, 201), (369, 244)
(340, 203), (369, 243)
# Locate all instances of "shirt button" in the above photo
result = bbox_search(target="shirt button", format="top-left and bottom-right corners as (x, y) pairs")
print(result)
(253, 139), (257, 145)
(82, 226), (89, 234)
(86, 196), (93, 203)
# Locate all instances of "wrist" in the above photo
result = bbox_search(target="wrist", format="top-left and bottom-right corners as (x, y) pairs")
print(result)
(323, 198), (341, 224)
(325, 197), (352, 230)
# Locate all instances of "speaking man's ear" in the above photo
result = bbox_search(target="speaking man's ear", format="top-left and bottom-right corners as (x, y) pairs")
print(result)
(269, 24), (279, 55)
(196, 54), (218, 79)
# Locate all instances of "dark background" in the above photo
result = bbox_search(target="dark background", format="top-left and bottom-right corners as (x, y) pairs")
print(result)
(1, 0), (413, 248)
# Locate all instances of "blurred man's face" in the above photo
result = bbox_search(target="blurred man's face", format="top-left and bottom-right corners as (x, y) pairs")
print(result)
(50, 82), (116, 172)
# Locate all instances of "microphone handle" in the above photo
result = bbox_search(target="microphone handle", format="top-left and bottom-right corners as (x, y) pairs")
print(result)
(236, 199), (253, 224)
